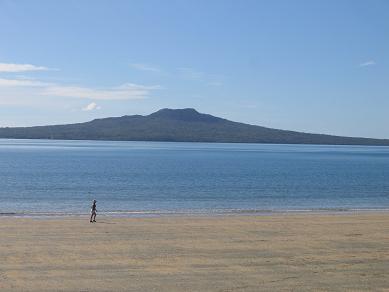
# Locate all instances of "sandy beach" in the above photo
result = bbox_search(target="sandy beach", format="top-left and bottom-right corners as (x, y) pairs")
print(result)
(1, 213), (388, 291)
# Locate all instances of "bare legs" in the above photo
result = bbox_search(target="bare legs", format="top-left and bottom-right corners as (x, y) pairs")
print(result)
(90, 212), (96, 222)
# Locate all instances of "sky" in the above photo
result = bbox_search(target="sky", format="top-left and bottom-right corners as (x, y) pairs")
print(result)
(0, 0), (388, 138)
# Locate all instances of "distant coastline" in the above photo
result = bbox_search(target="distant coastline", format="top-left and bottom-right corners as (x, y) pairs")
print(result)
(1, 108), (389, 146)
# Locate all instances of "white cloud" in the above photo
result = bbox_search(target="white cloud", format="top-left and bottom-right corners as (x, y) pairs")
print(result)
(130, 63), (160, 72)
(0, 78), (50, 87)
(82, 102), (101, 111)
(0, 81), (160, 115)
(44, 83), (159, 100)
(359, 60), (376, 67)
(0, 63), (51, 72)
(0, 61), (160, 108)
(0, 77), (159, 101)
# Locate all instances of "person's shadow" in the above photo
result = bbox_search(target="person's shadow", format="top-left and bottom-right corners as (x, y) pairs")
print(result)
(95, 221), (116, 224)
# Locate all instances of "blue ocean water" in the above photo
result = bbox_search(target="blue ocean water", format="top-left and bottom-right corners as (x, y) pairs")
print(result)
(0, 139), (389, 215)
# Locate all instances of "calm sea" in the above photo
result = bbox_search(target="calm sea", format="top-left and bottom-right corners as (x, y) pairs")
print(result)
(0, 139), (389, 216)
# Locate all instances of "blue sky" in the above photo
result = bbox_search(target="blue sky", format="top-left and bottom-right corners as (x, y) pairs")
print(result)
(0, 0), (388, 138)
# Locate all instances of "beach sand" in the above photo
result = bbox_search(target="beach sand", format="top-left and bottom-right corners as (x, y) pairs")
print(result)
(1, 213), (388, 291)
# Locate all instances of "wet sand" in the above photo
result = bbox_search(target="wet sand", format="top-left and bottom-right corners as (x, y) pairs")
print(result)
(1, 213), (388, 291)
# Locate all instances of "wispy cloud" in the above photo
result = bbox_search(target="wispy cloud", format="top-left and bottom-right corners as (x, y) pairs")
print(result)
(0, 62), (160, 109)
(130, 63), (160, 72)
(0, 77), (160, 102)
(177, 67), (204, 80)
(0, 78), (50, 87)
(0, 63), (52, 72)
(359, 60), (376, 67)
(82, 102), (101, 111)
(207, 81), (223, 87)
(177, 67), (223, 87)
(44, 83), (159, 100)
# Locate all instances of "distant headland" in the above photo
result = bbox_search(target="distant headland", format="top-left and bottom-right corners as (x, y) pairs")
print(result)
(0, 108), (388, 146)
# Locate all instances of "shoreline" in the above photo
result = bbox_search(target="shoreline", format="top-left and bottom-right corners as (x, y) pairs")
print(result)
(2, 207), (389, 218)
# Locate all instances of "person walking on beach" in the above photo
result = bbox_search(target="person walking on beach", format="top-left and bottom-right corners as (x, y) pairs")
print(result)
(90, 200), (97, 223)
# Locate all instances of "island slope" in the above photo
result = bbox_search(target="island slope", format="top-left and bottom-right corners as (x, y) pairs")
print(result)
(0, 108), (388, 145)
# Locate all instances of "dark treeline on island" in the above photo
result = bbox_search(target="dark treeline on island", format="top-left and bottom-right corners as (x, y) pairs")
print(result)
(0, 108), (389, 146)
